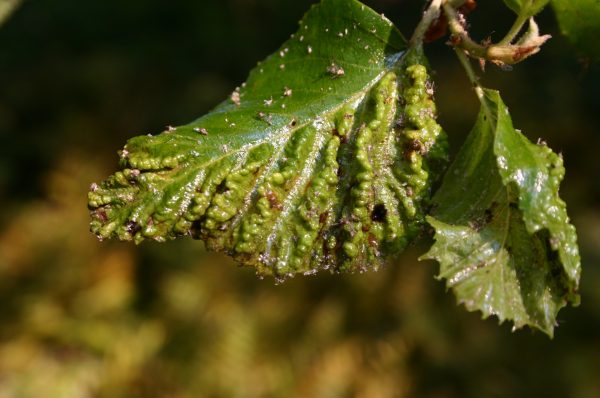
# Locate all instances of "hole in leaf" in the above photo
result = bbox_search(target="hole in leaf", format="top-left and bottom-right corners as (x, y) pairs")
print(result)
(371, 203), (387, 222)
(126, 221), (141, 235)
(190, 220), (203, 239)
(215, 180), (228, 194)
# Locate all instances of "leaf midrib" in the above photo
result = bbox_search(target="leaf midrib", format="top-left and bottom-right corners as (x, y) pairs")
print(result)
(173, 68), (396, 233)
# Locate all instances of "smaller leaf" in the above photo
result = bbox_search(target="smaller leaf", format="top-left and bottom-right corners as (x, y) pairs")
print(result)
(552, 0), (600, 61)
(422, 89), (580, 337)
(502, 0), (550, 17)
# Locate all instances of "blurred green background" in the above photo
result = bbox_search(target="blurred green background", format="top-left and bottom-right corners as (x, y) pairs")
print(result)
(0, 0), (598, 397)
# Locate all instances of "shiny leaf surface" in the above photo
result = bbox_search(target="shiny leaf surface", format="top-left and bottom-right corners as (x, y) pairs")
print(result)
(422, 89), (580, 336)
(89, 0), (448, 280)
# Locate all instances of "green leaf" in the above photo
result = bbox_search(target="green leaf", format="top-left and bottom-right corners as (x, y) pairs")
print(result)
(552, 0), (600, 61)
(89, 0), (448, 279)
(421, 89), (580, 337)
(503, 0), (549, 17)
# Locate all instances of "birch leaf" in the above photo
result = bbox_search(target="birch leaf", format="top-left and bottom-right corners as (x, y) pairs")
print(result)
(422, 89), (580, 337)
(89, 0), (448, 280)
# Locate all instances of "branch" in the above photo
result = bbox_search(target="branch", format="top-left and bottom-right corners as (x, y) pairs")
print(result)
(498, 12), (529, 45)
(442, 2), (487, 58)
(410, 0), (444, 46)
(442, 1), (551, 66)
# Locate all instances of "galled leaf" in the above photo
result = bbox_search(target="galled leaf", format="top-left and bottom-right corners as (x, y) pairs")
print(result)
(552, 0), (600, 61)
(421, 89), (580, 336)
(89, 0), (448, 280)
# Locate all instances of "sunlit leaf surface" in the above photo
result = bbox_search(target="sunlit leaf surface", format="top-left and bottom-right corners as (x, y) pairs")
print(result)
(89, 0), (448, 279)
(422, 89), (580, 337)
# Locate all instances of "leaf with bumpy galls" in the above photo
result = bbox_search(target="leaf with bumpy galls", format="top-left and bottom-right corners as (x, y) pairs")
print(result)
(421, 89), (580, 337)
(88, 0), (448, 280)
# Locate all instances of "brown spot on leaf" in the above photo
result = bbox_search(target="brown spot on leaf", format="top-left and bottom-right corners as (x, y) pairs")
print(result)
(96, 209), (108, 222)
(319, 212), (329, 224)
(125, 221), (141, 235)
(266, 191), (283, 210)
(513, 45), (537, 62)
(367, 233), (380, 255)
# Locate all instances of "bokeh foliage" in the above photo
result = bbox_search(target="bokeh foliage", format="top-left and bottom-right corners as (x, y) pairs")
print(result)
(0, 0), (599, 397)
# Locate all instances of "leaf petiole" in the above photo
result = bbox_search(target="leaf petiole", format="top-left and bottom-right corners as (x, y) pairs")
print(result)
(498, 12), (529, 45)
(441, 0), (550, 65)
(409, 0), (444, 46)
(451, 47), (491, 122)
